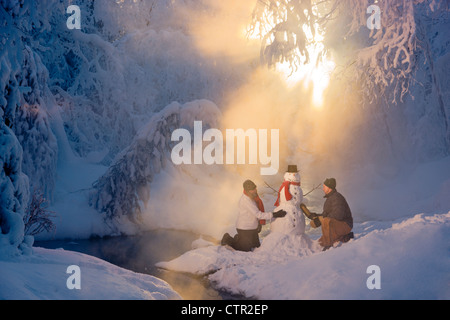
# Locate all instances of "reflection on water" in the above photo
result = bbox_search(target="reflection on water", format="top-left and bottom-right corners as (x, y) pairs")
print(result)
(35, 229), (232, 300)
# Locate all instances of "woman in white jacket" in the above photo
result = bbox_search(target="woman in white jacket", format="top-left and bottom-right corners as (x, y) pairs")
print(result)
(221, 180), (287, 251)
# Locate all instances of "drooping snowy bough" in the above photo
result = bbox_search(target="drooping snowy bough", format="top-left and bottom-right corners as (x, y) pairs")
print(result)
(89, 100), (221, 233)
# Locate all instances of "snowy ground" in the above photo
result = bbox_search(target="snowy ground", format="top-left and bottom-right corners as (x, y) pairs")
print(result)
(0, 246), (180, 300)
(157, 212), (450, 299)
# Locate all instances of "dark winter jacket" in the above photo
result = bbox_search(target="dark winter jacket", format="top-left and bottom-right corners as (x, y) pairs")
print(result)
(322, 189), (353, 229)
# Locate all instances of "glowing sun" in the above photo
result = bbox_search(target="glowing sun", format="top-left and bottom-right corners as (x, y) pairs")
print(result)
(275, 23), (335, 108)
(246, 7), (335, 109)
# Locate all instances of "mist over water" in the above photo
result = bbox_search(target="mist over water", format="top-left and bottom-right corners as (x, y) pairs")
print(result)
(35, 229), (238, 300)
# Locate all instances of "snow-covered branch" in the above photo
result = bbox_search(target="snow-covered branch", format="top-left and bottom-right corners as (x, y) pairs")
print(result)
(250, 0), (448, 106)
(249, 0), (319, 71)
(89, 100), (221, 234)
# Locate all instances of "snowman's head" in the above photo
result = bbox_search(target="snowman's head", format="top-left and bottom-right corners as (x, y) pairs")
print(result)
(284, 171), (300, 183)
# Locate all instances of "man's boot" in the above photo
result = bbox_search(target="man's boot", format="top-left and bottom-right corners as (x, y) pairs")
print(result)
(340, 232), (354, 243)
(221, 233), (234, 246)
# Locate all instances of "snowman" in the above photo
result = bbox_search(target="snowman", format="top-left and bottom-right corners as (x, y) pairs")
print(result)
(270, 165), (305, 235)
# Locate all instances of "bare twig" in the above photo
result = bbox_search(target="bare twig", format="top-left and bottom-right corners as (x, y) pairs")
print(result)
(23, 190), (57, 236)
(264, 181), (321, 197)
(264, 181), (279, 195)
(303, 183), (322, 196)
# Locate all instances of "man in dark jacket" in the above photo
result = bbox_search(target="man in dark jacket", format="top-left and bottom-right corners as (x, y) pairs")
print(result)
(309, 178), (353, 250)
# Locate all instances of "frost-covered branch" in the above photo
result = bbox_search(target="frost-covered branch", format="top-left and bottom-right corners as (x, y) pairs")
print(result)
(249, 0), (448, 105)
(344, 0), (418, 104)
(249, 0), (320, 71)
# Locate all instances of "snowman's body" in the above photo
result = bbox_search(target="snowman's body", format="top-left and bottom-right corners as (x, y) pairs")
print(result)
(270, 172), (305, 235)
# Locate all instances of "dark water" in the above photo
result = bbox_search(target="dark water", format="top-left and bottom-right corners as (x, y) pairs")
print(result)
(35, 229), (237, 300)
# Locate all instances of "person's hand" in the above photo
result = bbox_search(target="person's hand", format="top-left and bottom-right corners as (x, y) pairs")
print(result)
(300, 203), (318, 219)
(272, 209), (287, 218)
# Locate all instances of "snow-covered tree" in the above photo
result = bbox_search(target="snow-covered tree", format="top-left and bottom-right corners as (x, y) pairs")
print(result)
(0, 123), (30, 256)
(2, 0), (246, 244)
(1, 0), (58, 255)
(336, 0), (450, 159)
(89, 100), (222, 234)
(250, 0), (450, 162)
(1, 1), (58, 196)
(40, 0), (243, 161)
(251, 0), (447, 103)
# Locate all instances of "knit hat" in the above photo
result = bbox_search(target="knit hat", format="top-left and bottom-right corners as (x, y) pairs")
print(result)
(243, 179), (257, 191)
(324, 178), (336, 190)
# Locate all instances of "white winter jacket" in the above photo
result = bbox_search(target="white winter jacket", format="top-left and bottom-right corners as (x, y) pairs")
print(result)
(236, 194), (273, 230)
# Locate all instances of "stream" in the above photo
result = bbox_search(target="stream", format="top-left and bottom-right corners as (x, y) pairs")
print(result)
(35, 229), (239, 300)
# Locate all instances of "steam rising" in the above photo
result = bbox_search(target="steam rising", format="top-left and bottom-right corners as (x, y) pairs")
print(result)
(133, 0), (373, 243)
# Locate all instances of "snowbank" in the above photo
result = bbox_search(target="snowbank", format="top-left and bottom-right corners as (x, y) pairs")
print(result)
(0, 246), (181, 300)
(157, 212), (450, 299)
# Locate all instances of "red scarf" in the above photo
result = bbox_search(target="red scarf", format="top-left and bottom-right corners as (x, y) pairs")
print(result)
(244, 190), (265, 212)
(244, 190), (266, 225)
(274, 181), (300, 207)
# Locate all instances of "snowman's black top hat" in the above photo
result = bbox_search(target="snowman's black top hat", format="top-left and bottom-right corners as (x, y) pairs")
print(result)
(287, 165), (299, 173)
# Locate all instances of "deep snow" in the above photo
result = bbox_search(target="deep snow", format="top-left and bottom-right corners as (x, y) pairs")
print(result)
(157, 212), (450, 299)
(0, 246), (181, 300)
